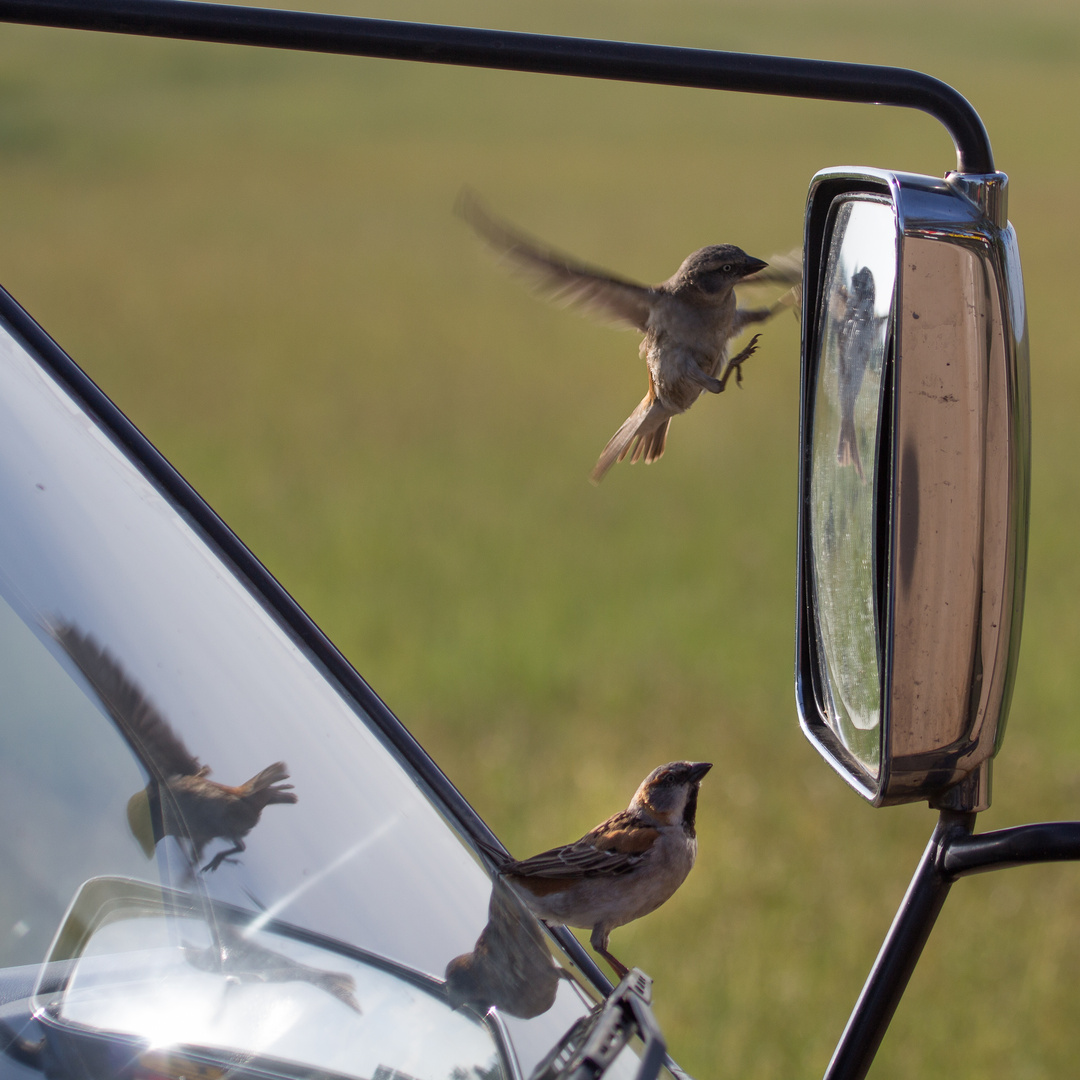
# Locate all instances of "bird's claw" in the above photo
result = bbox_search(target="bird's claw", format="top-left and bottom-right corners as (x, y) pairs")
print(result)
(721, 334), (761, 391)
(201, 854), (240, 873)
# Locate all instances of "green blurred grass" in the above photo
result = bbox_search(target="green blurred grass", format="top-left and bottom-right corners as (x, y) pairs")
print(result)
(1, 1), (1079, 1076)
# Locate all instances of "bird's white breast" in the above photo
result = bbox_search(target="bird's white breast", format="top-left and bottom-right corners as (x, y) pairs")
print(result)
(521, 824), (697, 933)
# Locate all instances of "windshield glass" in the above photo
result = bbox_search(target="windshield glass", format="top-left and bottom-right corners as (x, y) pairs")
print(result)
(0, 305), (639, 1080)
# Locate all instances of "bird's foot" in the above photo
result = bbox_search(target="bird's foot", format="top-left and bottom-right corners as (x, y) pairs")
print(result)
(721, 334), (761, 390)
(201, 850), (243, 873)
(201, 856), (238, 873)
(596, 946), (630, 981)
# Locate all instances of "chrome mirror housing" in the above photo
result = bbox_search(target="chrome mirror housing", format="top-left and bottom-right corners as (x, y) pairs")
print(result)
(796, 168), (1030, 810)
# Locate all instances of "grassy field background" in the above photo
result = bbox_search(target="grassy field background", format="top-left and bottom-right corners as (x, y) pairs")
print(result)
(1, 1), (1078, 1076)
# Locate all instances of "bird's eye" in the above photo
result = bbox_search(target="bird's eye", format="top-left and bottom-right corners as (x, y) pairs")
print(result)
(721, 264), (734, 274)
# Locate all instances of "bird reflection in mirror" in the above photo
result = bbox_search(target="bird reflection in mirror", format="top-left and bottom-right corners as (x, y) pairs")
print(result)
(47, 621), (298, 875)
(485, 761), (711, 979)
(831, 266), (886, 482)
(445, 877), (561, 1020)
(184, 921), (361, 1013)
(460, 192), (798, 483)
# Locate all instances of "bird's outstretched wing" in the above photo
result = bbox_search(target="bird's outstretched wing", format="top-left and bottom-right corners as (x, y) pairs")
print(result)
(506, 811), (657, 879)
(737, 247), (802, 288)
(737, 246), (802, 317)
(458, 189), (654, 332)
(47, 620), (203, 779)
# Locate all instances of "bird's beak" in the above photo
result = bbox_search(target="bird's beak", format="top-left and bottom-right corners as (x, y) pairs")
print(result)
(688, 762), (713, 782)
(742, 257), (769, 278)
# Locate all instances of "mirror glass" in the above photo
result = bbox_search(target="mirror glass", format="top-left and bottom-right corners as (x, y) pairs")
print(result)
(808, 195), (896, 776)
(52, 887), (504, 1080)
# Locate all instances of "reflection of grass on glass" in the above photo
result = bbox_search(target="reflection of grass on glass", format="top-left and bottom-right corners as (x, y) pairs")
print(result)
(823, 464), (880, 763)
(3, 3), (1080, 1078)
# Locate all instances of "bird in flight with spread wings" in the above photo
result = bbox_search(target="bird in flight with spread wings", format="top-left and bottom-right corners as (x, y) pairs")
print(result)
(48, 620), (297, 874)
(460, 191), (799, 482)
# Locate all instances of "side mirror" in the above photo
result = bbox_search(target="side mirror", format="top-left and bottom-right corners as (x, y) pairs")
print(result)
(796, 168), (1030, 811)
(30, 877), (506, 1080)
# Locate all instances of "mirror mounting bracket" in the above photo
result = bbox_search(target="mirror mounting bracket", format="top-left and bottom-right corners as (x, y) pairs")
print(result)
(826, 811), (1080, 1080)
(928, 759), (992, 813)
(946, 171), (1009, 227)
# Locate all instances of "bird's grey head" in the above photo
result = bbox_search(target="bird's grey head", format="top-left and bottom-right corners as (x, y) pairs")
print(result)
(851, 265), (876, 304)
(670, 245), (768, 296)
(631, 761), (713, 833)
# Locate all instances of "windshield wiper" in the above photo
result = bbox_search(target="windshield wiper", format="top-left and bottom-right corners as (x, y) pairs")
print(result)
(530, 969), (666, 1080)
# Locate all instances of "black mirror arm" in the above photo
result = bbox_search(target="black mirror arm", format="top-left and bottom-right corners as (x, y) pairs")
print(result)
(0, 0), (993, 174)
(825, 812), (1080, 1080)
(942, 819), (1080, 877)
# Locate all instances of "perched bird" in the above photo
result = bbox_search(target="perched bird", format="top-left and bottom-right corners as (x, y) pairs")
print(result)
(48, 621), (297, 874)
(445, 877), (561, 1019)
(460, 191), (792, 482)
(493, 761), (712, 978)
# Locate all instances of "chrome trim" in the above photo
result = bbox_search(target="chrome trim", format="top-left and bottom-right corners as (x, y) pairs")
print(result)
(797, 168), (1029, 809)
(945, 171), (1009, 229)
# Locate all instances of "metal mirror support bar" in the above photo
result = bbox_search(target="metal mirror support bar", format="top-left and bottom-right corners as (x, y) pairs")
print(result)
(0, 0), (993, 174)
(825, 813), (1080, 1080)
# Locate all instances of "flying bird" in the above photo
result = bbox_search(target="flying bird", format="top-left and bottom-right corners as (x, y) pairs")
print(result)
(184, 922), (361, 1013)
(832, 265), (885, 482)
(490, 761), (711, 978)
(460, 191), (795, 482)
(48, 621), (297, 874)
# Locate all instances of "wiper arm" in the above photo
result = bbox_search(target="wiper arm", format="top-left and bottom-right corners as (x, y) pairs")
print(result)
(530, 969), (666, 1080)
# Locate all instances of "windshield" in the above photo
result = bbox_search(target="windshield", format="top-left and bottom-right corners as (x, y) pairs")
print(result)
(0, 301), (650, 1080)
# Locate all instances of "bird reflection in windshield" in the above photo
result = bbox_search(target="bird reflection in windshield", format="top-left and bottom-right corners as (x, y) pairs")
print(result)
(184, 920), (362, 1013)
(833, 265), (883, 482)
(445, 878), (561, 1020)
(47, 621), (298, 876)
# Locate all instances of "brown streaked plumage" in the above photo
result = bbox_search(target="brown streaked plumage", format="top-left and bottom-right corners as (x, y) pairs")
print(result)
(48, 620), (297, 874)
(459, 191), (793, 482)
(496, 761), (712, 978)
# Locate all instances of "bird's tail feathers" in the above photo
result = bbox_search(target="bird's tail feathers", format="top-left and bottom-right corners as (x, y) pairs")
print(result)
(314, 972), (362, 1013)
(472, 834), (515, 872)
(836, 417), (865, 482)
(590, 399), (670, 484)
(241, 761), (298, 805)
(630, 418), (669, 466)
